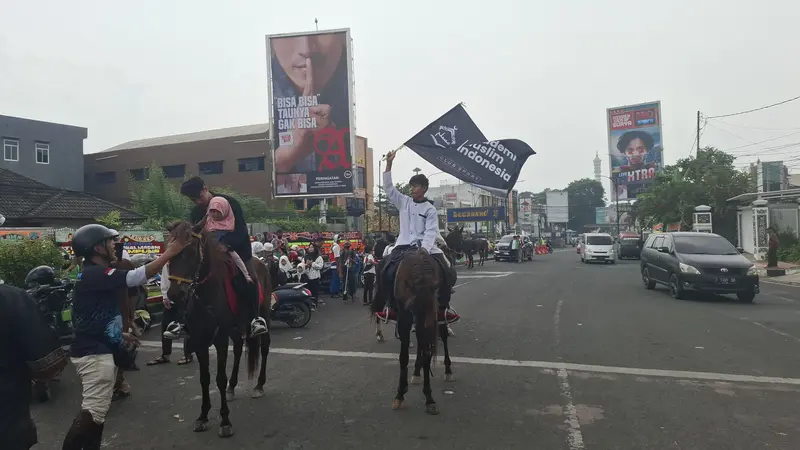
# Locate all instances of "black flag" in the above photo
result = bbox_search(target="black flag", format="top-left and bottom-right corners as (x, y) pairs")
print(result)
(403, 104), (535, 197)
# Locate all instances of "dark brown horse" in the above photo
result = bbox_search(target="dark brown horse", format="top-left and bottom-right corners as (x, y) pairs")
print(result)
(166, 221), (273, 437)
(371, 248), (441, 415)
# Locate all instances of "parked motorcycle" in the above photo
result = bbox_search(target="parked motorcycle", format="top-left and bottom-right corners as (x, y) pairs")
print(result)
(270, 279), (314, 328)
(25, 266), (75, 346)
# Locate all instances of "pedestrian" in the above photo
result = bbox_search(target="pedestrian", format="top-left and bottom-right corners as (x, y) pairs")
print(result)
(305, 242), (324, 307)
(341, 242), (358, 301)
(329, 238), (342, 297)
(62, 224), (185, 450)
(146, 262), (193, 366)
(767, 227), (780, 268)
(362, 251), (377, 306)
(0, 284), (69, 450)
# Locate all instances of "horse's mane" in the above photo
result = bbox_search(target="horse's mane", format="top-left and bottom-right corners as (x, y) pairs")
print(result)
(168, 220), (229, 282)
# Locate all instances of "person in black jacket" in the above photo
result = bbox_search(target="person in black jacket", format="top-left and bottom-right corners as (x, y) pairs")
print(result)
(178, 177), (266, 337)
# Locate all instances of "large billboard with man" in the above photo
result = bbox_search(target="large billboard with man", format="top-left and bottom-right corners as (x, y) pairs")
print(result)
(266, 28), (355, 198)
(606, 101), (664, 200)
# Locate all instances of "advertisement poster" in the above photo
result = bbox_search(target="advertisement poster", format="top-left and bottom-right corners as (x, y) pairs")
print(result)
(56, 230), (165, 256)
(607, 101), (664, 200)
(267, 28), (356, 198)
(446, 207), (506, 222)
(0, 228), (50, 240)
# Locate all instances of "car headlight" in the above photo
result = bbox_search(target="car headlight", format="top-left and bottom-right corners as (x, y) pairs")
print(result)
(679, 262), (700, 275)
(747, 265), (759, 276)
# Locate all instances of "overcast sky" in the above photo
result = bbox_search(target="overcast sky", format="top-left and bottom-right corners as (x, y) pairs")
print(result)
(2, 0), (799, 196)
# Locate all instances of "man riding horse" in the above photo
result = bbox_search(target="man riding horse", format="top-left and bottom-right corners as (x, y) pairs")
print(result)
(379, 150), (455, 315)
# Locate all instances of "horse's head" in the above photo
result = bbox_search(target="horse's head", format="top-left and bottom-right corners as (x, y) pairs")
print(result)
(445, 226), (465, 255)
(165, 220), (224, 305)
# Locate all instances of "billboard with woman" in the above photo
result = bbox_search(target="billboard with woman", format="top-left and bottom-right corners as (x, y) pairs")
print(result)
(606, 101), (664, 200)
(266, 29), (355, 197)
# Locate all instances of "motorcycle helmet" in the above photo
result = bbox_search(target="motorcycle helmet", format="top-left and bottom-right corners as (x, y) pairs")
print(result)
(25, 265), (57, 287)
(71, 224), (118, 258)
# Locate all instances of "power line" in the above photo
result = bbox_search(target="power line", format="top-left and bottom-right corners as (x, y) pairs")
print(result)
(707, 117), (800, 131)
(706, 94), (800, 119)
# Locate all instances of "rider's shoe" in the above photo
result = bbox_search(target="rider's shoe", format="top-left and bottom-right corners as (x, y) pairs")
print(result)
(451, 287), (456, 294)
(163, 321), (185, 340)
(250, 317), (268, 337)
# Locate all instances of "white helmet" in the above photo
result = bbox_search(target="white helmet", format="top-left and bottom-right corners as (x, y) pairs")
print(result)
(264, 242), (275, 252)
(252, 241), (265, 253)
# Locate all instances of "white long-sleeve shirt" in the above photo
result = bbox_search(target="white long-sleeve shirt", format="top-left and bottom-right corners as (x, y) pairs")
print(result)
(383, 171), (442, 255)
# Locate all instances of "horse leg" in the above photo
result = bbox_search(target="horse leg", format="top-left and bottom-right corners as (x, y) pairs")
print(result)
(421, 320), (439, 415)
(375, 321), (384, 342)
(253, 331), (271, 398)
(411, 344), (423, 385)
(226, 335), (243, 401)
(193, 345), (212, 432)
(440, 322), (454, 382)
(215, 337), (234, 438)
(392, 310), (413, 410)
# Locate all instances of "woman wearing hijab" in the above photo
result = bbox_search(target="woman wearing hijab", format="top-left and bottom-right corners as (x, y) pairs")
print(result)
(277, 255), (293, 286)
(304, 242), (325, 308)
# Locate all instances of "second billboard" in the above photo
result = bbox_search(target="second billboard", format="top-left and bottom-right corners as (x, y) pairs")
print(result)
(266, 28), (355, 198)
(606, 101), (664, 200)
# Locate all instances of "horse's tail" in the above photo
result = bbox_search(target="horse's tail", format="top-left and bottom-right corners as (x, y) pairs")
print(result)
(405, 249), (438, 361)
(246, 334), (260, 380)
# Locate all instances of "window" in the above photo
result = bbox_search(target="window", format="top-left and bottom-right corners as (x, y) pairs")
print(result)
(651, 236), (664, 249)
(95, 171), (117, 184)
(586, 235), (613, 245)
(674, 235), (738, 255)
(35, 142), (50, 164)
(498, 235), (513, 243)
(3, 139), (19, 161)
(199, 160), (224, 175)
(238, 157), (265, 172)
(356, 167), (366, 189)
(162, 164), (185, 179)
(129, 168), (150, 181)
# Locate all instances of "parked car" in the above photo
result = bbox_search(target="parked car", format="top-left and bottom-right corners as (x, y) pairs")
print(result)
(579, 233), (615, 264)
(640, 232), (759, 302)
(494, 234), (533, 262)
(615, 233), (642, 259)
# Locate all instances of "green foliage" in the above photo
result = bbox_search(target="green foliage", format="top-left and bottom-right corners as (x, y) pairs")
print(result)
(129, 163), (191, 227)
(94, 210), (122, 229)
(777, 229), (800, 263)
(268, 218), (326, 232)
(395, 182), (412, 196)
(213, 186), (271, 220)
(635, 147), (752, 238)
(0, 239), (66, 287)
(565, 178), (605, 231)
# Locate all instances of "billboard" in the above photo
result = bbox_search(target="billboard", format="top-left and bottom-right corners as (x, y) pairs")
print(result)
(446, 207), (506, 222)
(595, 205), (634, 227)
(266, 29), (355, 198)
(56, 230), (165, 256)
(545, 190), (569, 223)
(607, 101), (664, 200)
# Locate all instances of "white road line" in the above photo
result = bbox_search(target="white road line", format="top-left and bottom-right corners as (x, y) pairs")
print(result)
(748, 320), (800, 343)
(137, 341), (800, 386)
(457, 273), (512, 279)
(558, 369), (586, 450)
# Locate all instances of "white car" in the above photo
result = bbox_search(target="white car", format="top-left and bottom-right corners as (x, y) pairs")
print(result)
(579, 233), (616, 264)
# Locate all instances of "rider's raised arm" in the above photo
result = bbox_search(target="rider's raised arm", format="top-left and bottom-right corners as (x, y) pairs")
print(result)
(382, 171), (409, 211)
(420, 207), (438, 253)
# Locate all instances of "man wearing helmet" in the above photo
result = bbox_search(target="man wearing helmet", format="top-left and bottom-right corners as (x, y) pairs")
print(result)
(62, 224), (185, 450)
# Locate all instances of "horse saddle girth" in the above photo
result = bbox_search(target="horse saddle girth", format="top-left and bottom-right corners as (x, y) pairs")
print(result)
(433, 254), (457, 289)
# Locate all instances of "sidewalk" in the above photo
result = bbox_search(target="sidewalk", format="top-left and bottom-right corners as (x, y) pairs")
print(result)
(763, 272), (800, 286)
(743, 253), (800, 277)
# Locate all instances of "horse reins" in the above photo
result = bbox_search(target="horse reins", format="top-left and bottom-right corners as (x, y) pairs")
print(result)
(167, 232), (211, 299)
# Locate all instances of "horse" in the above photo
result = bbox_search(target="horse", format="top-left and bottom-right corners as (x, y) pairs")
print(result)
(474, 238), (489, 266)
(370, 247), (441, 414)
(166, 221), (273, 437)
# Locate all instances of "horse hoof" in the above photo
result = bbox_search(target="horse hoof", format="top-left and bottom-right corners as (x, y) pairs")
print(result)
(392, 398), (404, 410)
(225, 388), (235, 402)
(410, 375), (421, 385)
(376, 333), (384, 342)
(426, 403), (440, 415)
(444, 373), (456, 382)
(193, 420), (209, 432)
(252, 388), (265, 399)
(218, 425), (234, 438)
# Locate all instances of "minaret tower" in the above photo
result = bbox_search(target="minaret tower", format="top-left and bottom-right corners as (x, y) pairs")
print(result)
(593, 151), (602, 183)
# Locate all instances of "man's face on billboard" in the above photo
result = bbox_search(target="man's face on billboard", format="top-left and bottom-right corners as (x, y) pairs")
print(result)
(624, 137), (648, 165)
(272, 34), (345, 94)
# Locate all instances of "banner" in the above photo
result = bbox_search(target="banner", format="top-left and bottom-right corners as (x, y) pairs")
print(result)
(403, 104), (535, 197)
(0, 228), (50, 240)
(607, 101), (664, 200)
(446, 207), (506, 222)
(266, 29), (355, 198)
(56, 230), (165, 256)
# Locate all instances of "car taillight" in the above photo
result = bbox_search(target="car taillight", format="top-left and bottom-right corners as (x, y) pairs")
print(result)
(271, 292), (278, 304)
(302, 288), (312, 297)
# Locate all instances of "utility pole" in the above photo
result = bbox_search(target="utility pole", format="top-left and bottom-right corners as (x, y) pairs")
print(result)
(696, 110), (701, 154)
(378, 155), (384, 232)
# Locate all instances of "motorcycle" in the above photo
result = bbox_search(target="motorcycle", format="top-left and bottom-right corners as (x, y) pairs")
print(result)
(26, 280), (75, 346)
(262, 260), (314, 328)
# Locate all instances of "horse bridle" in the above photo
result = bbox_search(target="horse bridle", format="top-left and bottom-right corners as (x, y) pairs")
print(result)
(167, 232), (210, 298)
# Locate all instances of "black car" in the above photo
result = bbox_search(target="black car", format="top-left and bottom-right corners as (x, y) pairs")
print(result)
(494, 235), (533, 262)
(615, 235), (643, 259)
(640, 232), (759, 302)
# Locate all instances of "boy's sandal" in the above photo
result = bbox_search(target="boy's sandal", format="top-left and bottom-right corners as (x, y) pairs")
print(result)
(147, 355), (169, 366)
(177, 356), (194, 365)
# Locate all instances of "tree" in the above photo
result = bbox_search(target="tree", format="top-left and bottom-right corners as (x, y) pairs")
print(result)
(94, 210), (122, 229)
(0, 239), (66, 287)
(635, 147), (753, 240)
(129, 164), (191, 227)
(564, 178), (605, 231)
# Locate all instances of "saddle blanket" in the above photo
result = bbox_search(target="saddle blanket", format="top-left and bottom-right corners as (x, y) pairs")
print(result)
(223, 260), (264, 315)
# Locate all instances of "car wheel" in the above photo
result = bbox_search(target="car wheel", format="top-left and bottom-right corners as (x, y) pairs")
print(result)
(736, 291), (756, 303)
(610, 260), (616, 264)
(642, 268), (656, 289)
(669, 274), (684, 299)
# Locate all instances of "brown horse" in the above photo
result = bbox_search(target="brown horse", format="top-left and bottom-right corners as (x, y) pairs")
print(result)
(166, 221), (273, 437)
(371, 248), (442, 415)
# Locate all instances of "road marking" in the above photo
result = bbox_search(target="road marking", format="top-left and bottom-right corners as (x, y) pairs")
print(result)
(554, 295), (585, 448)
(457, 272), (513, 279)
(138, 341), (800, 386)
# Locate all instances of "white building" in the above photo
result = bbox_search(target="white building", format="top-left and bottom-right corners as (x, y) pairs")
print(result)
(593, 151), (602, 184)
(427, 180), (495, 232)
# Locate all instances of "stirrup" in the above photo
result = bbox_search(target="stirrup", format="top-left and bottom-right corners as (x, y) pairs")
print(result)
(250, 318), (268, 336)
(163, 321), (184, 340)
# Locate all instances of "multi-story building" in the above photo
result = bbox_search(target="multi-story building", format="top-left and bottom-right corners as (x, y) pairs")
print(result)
(83, 124), (373, 215)
(0, 115), (88, 191)
(750, 160), (790, 193)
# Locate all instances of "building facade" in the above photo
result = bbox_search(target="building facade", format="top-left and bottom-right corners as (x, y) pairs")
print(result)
(84, 123), (373, 213)
(0, 115), (88, 191)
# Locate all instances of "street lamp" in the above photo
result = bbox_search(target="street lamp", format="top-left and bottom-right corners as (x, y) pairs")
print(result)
(597, 174), (621, 236)
(413, 167), (421, 175)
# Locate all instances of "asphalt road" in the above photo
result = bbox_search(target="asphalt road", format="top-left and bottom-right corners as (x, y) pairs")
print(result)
(31, 249), (800, 449)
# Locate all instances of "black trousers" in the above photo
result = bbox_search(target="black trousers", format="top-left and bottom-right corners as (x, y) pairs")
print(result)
(363, 273), (375, 304)
(431, 253), (452, 309)
(307, 277), (320, 305)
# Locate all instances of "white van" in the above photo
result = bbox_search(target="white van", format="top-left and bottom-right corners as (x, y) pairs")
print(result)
(579, 233), (615, 264)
